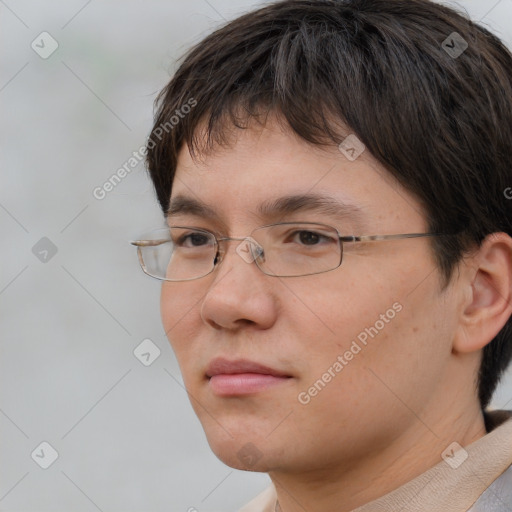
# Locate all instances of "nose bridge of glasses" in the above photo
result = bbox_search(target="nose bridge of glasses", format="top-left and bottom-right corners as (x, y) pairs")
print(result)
(216, 235), (265, 264)
(217, 235), (252, 243)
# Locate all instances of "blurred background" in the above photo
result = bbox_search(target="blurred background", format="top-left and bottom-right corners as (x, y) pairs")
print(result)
(2, 1), (512, 510)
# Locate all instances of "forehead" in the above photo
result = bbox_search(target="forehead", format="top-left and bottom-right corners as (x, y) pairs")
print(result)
(170, 118), (426, 232)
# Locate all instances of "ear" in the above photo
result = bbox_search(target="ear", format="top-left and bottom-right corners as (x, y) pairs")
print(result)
(453, 232), (512, 354)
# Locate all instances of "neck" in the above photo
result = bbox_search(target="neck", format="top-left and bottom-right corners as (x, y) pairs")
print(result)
(270, 402), (486, 512)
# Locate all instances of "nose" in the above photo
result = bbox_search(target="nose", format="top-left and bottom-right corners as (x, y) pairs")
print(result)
(200, 238), (277, 331)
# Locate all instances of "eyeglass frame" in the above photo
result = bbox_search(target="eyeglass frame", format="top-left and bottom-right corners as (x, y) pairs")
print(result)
(131, 221), (443, 281)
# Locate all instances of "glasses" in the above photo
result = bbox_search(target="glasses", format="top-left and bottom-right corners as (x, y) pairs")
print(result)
(131, 222), (441, 281)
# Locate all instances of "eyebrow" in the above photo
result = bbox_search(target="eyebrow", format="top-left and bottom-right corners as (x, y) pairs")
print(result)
(167, 193), (366, 227)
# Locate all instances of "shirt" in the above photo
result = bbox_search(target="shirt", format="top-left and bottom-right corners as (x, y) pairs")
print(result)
(238, 410), (512, 512)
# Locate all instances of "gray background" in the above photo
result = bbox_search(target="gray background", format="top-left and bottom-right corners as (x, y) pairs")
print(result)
(2, 1), (512, 511)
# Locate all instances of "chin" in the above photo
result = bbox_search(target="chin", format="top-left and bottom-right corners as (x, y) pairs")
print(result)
(202, 423), (279, 471)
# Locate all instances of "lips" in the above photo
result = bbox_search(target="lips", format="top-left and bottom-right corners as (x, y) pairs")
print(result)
(206, 358), (291, 378)
(206, 358), (292, 396)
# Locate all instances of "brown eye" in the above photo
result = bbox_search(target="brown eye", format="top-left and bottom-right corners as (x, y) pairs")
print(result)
(299, 231), (320, 245)
(289, 230), (334, 246)
(175, 232), (214, 248)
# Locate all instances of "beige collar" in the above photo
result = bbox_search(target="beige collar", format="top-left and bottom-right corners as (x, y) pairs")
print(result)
(353, 410), (512, 512)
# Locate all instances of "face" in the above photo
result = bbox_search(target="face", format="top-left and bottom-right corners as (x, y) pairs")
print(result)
(161, 117), (459, 474)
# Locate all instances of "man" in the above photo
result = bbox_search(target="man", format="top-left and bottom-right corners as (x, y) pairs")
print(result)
(133, 0), (512, 509)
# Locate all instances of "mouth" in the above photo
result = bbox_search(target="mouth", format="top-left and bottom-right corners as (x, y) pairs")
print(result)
(205, 358), (293, 396)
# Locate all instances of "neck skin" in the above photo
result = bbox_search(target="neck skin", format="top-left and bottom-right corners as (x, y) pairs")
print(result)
(271, 375), (487, 512)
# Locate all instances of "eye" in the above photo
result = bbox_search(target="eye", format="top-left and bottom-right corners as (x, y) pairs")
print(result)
(290, 230), (335, 246)
(174, 231), (215, 248)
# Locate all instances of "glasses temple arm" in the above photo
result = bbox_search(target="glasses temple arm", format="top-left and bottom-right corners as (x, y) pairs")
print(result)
(339, 233), (441, 243)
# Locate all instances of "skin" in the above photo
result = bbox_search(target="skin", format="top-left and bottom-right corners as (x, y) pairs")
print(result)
(160, 115), (512, 512)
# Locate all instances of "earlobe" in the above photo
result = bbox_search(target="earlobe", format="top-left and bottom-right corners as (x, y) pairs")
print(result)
(454, 233), (512, 354)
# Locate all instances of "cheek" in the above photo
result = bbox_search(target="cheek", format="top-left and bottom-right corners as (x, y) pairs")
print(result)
(287, 298), (450, 459)
(281, 266), (398, 360)
(160, 283), (203, 365)
(288, 259), (452, 413)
